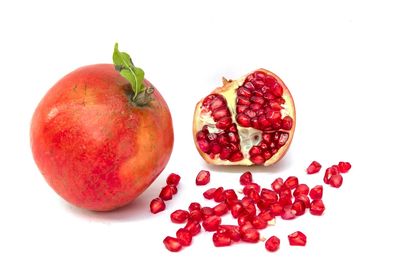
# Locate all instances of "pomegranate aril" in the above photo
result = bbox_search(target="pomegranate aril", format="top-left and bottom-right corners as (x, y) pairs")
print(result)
(200, 207), (215, 220)
(265, 236), (280, 252)
(213, 187), (226, 202)
(176, 228), (192, 246)
(252, 216), (268, 229)
(223, 189), (238, 201)
(281, 206), (296, 220)
(295, 194), (311, 208)
(248, 189), (261, 202)
(189, 210), (202, 222)
(210, 97), (225, 110)
(271, 178), (284, 193)
(258, 210), (275, 222)
(219, 146), (232, 160)
(230, 151), (244, 162)
(307, 161), (322, 174)
(279, 188), (292, 206)
(184, 220), (201, 236)
(212, 108), (230, 120)
(338, 161), (352, 173)
(237, 214), (251, 226)
(243, 183), (261, 195)
(310, 199), (325, 215)
(170, 210), (189, 224)
(163, 236), (182, 252)
(166, 173), (181, 186)
(309, 185), (323, 200)
(237, 86), (252, 97)
(240, 228), (260, 243)
(203, 188), (216, 199)
(196, 170), (210, 186)
(281, 116), (293, 130)
(159, 185), (174, 201)
(249, 146), (262, 156)
(188, 202), (201, 211)
(202, 215), (222, 232)
(197, 139), (210, 153)
(288, 231), (307, 246)
(213, 233), (232, 247)
(292, 200), (306, 216)
(150, 198), (166, 214)
(250, 155), (266, 165)
(236, 113), (251, 127)
(324, 165), (340, 184)
(293, 184), (310, 197)
(284, 176), (299, 190)
(230, 202), (244, 218)
(270, 203), (283, 216)
(216, 117), (232, 130)
(218, 225), (241, 242)
(329, 174), (343, 188)
(237, 96), (251, 106)
(260, 188), (278, 204)
(213, 203), (229, 216)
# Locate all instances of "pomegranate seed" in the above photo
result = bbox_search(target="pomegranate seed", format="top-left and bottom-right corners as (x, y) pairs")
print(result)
(260, 188), (278, 204)
(293, 184), (310, 197)
(265, 236), (280, 252)
(269, 203), (283, 216)
(306, 161), (322, 174)
(310, 199), (325, 215)
(189, 210), (202, 222)
(213, 187), (226, 202)
(243, 202), (257, 218)
(324, 165), (340, 184)
(251, 216), (268, 229)
(170, 210), (189, 223)
(217, 225), (241, 242)
(288, 231), (307, 246)
(243, 183), (261, 195)
(239, 221), (254, 232)
(196, 170), (211, 186)
(278, 188), (292, 206)
(176, 228), (192, 246)
(169, 185), (178, 195)
(309, 185), (323, 200)
(240, 228), (260, 243)
(292, 200), (306, 216)
(338, 161), (352, 173)
(159, 185), (174, 200)
(188, 202), (201, 211)
(200, 207), (214, 220)
(223, 189), (238, 200)
(257, 198), (271, 211)
(202, 215), (222, 232)
(271, 178), (284, 192)
(150, 198), (166, 214)
(230, 202), (244, 218)
(237, 214), (251, 226)
(203, 188), (216, 199)
(166, 173), (181, 186)
(247, 189), (261, 202)
(284, 176), (298, 190)
(236, 113), (251, 127)
(163, 236), (182, 252)
(281, 116), (293, 130)
(250, 155), (266, 165)
(213, 233), (232, 247)
(213, 203), (229, 216)
(295, 194), (311, 208)
(329, 174), (343, 188)
(184, 220), (201, 236)
(281, 206), (296, 220)
(258, 210), (275, 222)
(240, 171), (253, 185)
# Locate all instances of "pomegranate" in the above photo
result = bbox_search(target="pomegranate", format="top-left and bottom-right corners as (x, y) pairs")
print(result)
(193, 69), (295, 165)
(30, 44), (174, 211)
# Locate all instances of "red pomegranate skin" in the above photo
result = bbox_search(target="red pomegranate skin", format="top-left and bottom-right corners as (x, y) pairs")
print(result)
(31, 64), (174, 211)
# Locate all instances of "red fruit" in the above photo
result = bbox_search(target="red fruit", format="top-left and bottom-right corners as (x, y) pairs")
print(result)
(260, 188), (278, 204)
(188, 202), (201, 211)
(309, 185), (323, 200)
(252, 216), (268, 229)
(203, 188), (217, 199)
(163, 236), (182, 252)
(338, 161), (352, 173)
(288, 231), (307, 246)
(213, 233), (232, 247)
(240, 171), (253, 185)
(200, 207), (215, 220)
(193, 69), (296, 166)
(306, 161), (322, 174)
(265, 236), (280, 252)
(230, 202), (244, 218)
(159, 185), (175, 201)
(189, 210), (202, 222)
(166, 173), (181, 186)
(324, 165), (340, 184)
(202, 215), (222, 232)
(310, 199), (325, 215)
(240, 229), (260, 243)
(293, 184), (310, 197)
(176, 228), (192, 246)
(271, 177), (284, 192)
(196, 170), (211, 185)
(30, 45), (173, 211)
(295, 194), (311, 208)
(213, 187), (226, 202)
(217, 225), (241, 242)
(170, 209), (189, 223)
(150, 198), (166, 214)
(223, 189), (238, 200)
(184, 220), (201, 236)
(281, 206), (296, 220)
(243, 183), (261, 195)
(213, 203), (229, 216)
(292, 200), (306, 216)
(270, 203), (283, 216)
(284, 176), (299, 189)
(258, 210), (275, 222)
(329, 174), (343, 188)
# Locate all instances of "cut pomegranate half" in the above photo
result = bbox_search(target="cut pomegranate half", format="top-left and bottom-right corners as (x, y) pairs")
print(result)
(193, 69), (296, 166)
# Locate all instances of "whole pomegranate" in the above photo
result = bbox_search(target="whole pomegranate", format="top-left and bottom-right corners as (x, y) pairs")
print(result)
(31, 44), (174, 211)
(193, 69), (295, 166)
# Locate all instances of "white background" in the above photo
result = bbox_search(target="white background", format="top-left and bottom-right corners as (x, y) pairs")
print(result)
(1, 0), (399, 266)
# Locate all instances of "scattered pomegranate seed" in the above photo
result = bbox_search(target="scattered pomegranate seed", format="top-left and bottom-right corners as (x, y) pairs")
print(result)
(166, 173), (181, 186)
(189, 210), (202, 222)
(213, 187), (226, 202)
(251, 216), (268, 229)
(284, 176), (299, 189)
(270, 203), (283, 216)
(329, 174), (343, 188)
(265, 236), (280, 252)
(288, 231), (307, 246)
(184, 220), (201, 236)
(338, 161), (352, 173)
(306, 161), (322, 174)
(295, 194), (311, 208)
(203, 188), (217, 199)
(240, 228), (260, 243)
(163, 236), (182, 252)
(202, 215), (222, 231)
(217, 225), (241, 242)
(213, 233), (232, 247)
(281, 206), (296, 220)
(176, 228), (192, 246)
(223, 189), (238, 200)
(188, 202), (201, 211)
(150, 197), (166, 214)
(240, 171), (253, 185)
(170, 209), (189, 223)
(200, 207), (215, 220)
(159, 185), (174, 200)
(310, 199), (325, 215)
(230, 202), (244, 218)
(271, 177), (284, 192)
(243, 183), (261, 195)
(293, 184), (310, 197)
(309, 185), (323, 200)
(213, 203), (229, 216)
(260, 188), (278, 204)
(196, 170), (211, 185)
(292, 199), (306, 216)
(258, 210), (275, 222)
(324, 165), (339, 184)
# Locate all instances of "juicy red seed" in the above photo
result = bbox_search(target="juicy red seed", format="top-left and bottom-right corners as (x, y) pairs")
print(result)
(237, 86), (252, 97)
(230, 151), (244, 162)
(203, 188), (217, 199)
(271, 178), (284, 192)
(197, 139), (210, 153)
(236, 105), (247, 113)
(293, 184), (310, 197)
(243, 183), (261, 195)
(281, 206), (296, 220)
(176, 228), (192, 246)
(196, 170), (211, 186)
(213, 233), (232, 247)
(217, 225), (241, 242)
(288, 231), (307, 246)
(249, 146), (262, 156)
(292, 200), (306, 216)
(329, 174), (343, 188)
(257, 198), (271, 211)
(307, 161), (322, 174)
(230, 203), (244, 218)
(265, 236), (280, 252)
(338, 161), (352, 173)
(163, 236), (182, 252)
(237, 96), (251, 106)
(159, 186), (174, 200)
(248, 189), (261, 202)
(150, 198), (166, 214)
(184, 220), (201, 236)
(213, 203), (229, 216)
(212, 108), (230, 120)
(201, 207), (215, 220)
(270, 203), (283, 216)
(324, 166), (340, 184)
(202, 215), (222, 232)
(251, 216), (268, 229)
(284, 176), (299, 190)
(223, 189), (238, 200)
(213, 187), (226, 202)
(216, 117), (232, 130)
(279, 188), (292, 206)
(281, 116), (293, 130)
(243, 203), (257, 218)
(258, 210), (275, 222)
(166, 173), (181, 186)
(236, 113), (251, 127)
(240, 229), (260, 243)
(170, 210), (189, 224)
(237, 214), (251, 226)
(309, 185), (323, 200)
(210, 97), (225, 110)
(310, 199), (325, 215)
(295, 194), (311, 208)
(250, 155), (266, 165)
(202, 94), (218, 107)
(188, 202), (201, 211)
(189, 210), (202, 222)
(169, 185), (178, 195)
(260, 188), (278, 204)
(219, 146), (232, 160)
